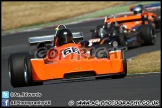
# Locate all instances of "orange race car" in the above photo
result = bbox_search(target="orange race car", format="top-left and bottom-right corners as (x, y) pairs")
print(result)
(8, 25), (127, 88)
(89, 3), (160, 49)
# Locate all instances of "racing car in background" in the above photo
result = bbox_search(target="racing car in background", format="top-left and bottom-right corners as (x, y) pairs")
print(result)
(8, 24), (127, 88)
(88, 3), (160, 49)
(106, 3), (161, 20)
(129, 2), (161, 16)
(129, 2), (161, 29)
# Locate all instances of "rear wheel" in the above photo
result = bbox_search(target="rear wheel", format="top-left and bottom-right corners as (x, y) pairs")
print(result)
(24, 55), (43, 86)
(8, 52), (30, 88)
(154, 19), (161, 29)
(138, 24), (156, 45)
(91, 25), (103, 39)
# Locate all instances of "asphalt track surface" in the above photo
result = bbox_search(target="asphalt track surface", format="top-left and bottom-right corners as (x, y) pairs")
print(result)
(1, 12), (161, 106)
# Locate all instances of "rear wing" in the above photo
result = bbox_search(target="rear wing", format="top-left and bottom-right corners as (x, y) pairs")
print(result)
(105, 14), (142, 24)
(28, 32), (83, 54)
(28, 32), (83, 45)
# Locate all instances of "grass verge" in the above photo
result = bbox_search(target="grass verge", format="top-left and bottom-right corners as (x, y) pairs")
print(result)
(2, 1), (159, 34)
(128, 50), (160, 74)
(2, 1), (125, 31)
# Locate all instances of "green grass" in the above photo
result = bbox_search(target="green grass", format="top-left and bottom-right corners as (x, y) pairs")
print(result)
(128, 50), (160, 74)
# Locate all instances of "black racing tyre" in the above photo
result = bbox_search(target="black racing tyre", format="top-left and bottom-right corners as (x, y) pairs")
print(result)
(8, 52), (30, 88)
(153, 16), (161, 29)
(24, 55), (43, 86)
(36, 43), (52, 58)
(37, 42), (53, 50)
(155, 20), (161, 29)
(91, 25), (103, 39)
(138, 24), (156, 45)
(116, 33), (127, 46)
(46, 44), (53, 50)
(37, 42), (46, 49)
(35, 47), (47, 58)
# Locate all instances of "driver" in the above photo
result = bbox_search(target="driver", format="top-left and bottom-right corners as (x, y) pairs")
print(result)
(53, 28), (74, 47)
(133, 5), (144, 15)
(102, 22), (121, 37)
(44, 28), (91, 62)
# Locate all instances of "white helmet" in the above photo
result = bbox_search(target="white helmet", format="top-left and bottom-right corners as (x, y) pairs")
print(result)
(133, 6), (143, 15)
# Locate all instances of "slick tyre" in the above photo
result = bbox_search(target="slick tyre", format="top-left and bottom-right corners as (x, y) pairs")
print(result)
(24, 55), (43, 86)
(8, 52), (30, 88)
(117, 33), (127, 47)
(138, 24), (156, 45)
(91, 25), (103, 39)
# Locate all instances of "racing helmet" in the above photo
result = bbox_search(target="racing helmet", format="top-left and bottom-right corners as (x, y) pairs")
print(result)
(133, 6), (143, 15)
(55, 28), (73, 46)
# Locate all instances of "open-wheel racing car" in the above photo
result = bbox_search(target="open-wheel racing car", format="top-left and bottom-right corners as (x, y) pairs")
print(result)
(89, 3), (160, 49)
(104, 3), (161, 19)
(8, 24), (127, 88)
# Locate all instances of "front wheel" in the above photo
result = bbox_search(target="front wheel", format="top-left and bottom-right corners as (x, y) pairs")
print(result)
(8, 52), (30, 88)
(24, 55), (43, 86)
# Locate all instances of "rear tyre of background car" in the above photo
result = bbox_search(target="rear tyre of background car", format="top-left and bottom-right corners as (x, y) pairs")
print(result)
(8, 52), (30, 88)
(117, 33), (127, 47)
(138, 24), (156, 45)
(24, 55), (43, 86)
(91, 25), (103, 39)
